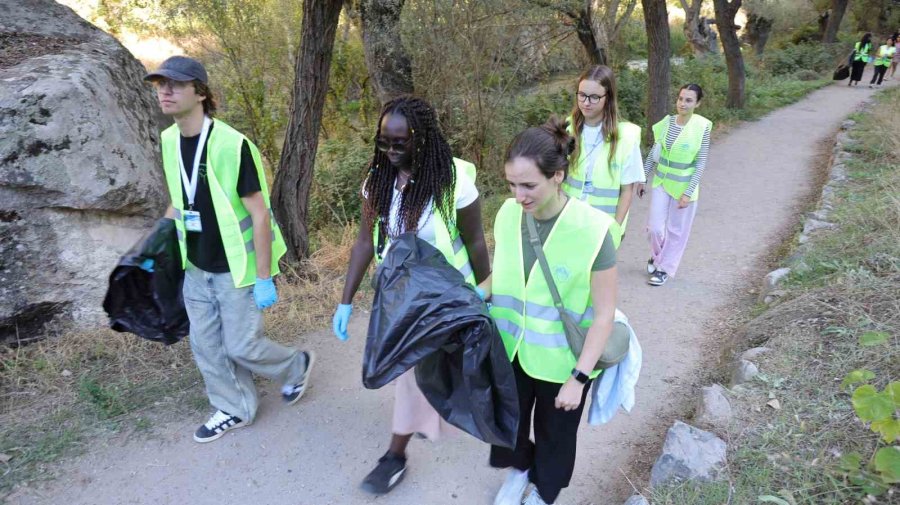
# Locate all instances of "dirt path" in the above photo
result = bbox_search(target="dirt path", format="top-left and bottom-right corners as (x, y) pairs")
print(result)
(11, 79), (893, 505)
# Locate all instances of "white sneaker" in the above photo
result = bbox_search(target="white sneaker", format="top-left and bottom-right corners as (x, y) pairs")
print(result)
(522, 487), (551, 505)
(493, 468), (530, 505)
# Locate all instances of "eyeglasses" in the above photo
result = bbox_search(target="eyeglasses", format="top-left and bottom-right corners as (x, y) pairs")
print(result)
(152, 79), (192, 93)
(376, 137), (413, 153)
(577, 92), (607, 104)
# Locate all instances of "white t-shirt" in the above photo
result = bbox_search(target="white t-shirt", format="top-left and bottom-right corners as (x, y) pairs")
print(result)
(363, 171), (479, 252)
(580, 124), (645, 185)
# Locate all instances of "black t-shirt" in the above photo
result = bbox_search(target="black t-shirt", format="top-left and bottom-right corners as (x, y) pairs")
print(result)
(179, 123), (261, 273)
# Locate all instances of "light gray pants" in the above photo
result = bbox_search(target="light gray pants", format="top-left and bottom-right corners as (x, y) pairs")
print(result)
(183, 264), (306, 422)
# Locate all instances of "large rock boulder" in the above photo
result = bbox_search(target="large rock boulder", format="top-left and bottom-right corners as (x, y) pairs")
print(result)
(0, 0), (167, 342)
(650, 421), (727, 487)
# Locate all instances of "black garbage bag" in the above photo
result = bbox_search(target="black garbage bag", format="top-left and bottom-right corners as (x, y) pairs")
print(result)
(102, 218), (189, 345)
(362, 233), (519, 448)
(833, 63), (850, 81)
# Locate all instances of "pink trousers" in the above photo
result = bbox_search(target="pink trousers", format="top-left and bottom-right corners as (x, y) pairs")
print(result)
(392, 369), (456, 440)
(646, 185), (698, 277)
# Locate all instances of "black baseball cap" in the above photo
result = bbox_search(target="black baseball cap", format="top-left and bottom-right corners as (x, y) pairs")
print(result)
(144, 56), (208, 84)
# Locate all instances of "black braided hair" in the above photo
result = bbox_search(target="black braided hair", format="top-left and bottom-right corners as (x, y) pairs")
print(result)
(363, 96), (456, 242)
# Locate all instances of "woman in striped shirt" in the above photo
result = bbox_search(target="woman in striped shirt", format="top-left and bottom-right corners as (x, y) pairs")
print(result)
(638, 84), (711, 286)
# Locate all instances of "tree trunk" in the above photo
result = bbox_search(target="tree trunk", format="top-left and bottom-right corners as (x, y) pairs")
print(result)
(642, 0), (670, 141)
(822, 0), (849, 43)
(272, 0), (344, 262)
(679, 0), (710, 57)
(713, 0), (745, 109)
(574, 3), (606, 65)
(743, 11), (773, 56)
(358, 0), (414, 104)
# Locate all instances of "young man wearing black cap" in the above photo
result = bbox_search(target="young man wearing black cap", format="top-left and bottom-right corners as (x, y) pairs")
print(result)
(143, 55), (314, 443)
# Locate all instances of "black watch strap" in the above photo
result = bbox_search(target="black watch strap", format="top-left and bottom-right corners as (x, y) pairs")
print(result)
(571, 368), (589, 384)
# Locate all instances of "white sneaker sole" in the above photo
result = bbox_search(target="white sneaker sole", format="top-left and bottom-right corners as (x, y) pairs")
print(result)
(284, 350), (316, 406)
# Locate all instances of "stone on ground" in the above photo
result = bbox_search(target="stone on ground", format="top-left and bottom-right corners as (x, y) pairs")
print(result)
(650, 420), (727, 487)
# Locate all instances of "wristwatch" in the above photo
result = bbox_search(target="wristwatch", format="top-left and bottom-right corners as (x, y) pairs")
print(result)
(571, 368), (589, 384)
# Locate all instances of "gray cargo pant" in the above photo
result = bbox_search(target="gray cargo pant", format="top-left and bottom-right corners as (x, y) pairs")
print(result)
(183, 264), (307, 422)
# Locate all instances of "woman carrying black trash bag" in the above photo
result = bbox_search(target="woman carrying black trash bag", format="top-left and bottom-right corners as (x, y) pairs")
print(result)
(331, 96), (490, 495)
(477, 116), (618, 505)
(849, 32), (873, 86)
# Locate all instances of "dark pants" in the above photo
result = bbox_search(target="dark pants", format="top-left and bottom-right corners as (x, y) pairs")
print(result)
(850, 60), (867, 83)
(489, 358), (592, 504)
(871, 65), (888, 85)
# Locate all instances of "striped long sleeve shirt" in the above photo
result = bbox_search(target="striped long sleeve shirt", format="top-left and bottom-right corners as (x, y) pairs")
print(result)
(643, 115), (711, 198)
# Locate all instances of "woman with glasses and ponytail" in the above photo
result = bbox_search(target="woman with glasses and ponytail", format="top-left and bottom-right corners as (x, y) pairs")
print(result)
(638, 83), (711, 286)
(562, 65), (644, 247)
(331, 96), (490, 495)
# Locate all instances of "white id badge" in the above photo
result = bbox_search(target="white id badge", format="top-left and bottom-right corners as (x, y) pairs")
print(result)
(183, 210), (203, 232)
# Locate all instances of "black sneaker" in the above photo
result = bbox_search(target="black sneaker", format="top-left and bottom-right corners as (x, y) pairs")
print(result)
(360, 451), (407, 495)
(193, 410), (247, 443)
(282, 351), (315, 405)
(647, 258), (657, 274)
(648, 270), (669, 286)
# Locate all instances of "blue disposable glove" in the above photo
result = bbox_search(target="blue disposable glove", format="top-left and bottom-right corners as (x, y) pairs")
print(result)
(474, 286), (486, 300)
(253, 277), (277, 310)
(139, 258), (155, 272)
(333, 304), (352, 341)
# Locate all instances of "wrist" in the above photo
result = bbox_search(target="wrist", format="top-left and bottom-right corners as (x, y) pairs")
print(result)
(571, 368), (589, 384)
(256, 275), (272, 282)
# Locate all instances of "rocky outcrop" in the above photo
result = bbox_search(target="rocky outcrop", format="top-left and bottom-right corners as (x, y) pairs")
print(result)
(1, 0), (167, 342)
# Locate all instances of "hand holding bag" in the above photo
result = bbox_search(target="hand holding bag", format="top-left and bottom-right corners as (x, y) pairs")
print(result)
(525, 212), (628, 370)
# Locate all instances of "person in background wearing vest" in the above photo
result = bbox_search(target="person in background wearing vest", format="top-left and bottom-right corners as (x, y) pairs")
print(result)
(849, 33), (873, 87)
(142, 56), (314, 443)
(870, 35), (896, 87)
(562, 65), (644, 247)
(331, 96), (490, 495)
(638, 84), (712, 286)
(479, 117), (618, 505)
(891, 32), (900, 79)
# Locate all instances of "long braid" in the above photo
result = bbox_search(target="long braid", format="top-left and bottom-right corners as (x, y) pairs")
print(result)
(363, 97), (456, 244)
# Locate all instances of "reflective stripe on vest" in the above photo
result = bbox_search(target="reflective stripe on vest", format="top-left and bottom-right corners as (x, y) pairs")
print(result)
(651, 114), (712, 202)
(489, 197), (611, 383)
(161, 119), (287, 288)
(372, 158), (477, 284)
(561, 120), (641, 239)
(855, 42), (871, 62)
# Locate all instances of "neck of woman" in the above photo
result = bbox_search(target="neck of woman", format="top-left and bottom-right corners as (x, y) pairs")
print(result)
(534, 192), (567, 221)
(675, 112), (692, 126)
(583, 114), (604, 127)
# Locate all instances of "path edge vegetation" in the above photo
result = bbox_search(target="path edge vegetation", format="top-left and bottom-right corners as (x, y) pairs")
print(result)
(648, 87), (900, 505)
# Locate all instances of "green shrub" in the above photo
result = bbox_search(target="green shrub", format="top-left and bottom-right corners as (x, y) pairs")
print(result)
(308, 137), (372, 231)
(763, 43), (848, 76)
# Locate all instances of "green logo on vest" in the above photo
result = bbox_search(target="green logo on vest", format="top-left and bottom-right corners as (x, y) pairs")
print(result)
(554, 265), (571, 282)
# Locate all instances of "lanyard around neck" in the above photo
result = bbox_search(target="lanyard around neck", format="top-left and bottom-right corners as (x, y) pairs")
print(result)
(176, 116), (212, 209)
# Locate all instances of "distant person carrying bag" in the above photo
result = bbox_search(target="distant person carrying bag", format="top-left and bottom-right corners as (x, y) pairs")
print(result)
(849, 33), (873, 86)
(142, 56), (314, 443)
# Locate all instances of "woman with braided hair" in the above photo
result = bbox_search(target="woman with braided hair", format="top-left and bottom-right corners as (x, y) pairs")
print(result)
(332, 96), (490, 495)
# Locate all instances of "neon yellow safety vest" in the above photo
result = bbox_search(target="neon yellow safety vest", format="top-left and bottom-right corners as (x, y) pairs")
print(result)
(854, 42), (872, 62)
(489, 198), (612, 383)
(561, 119), (641, 247)
(373, 158), (477, 284)
(875, 45), (894, 66)
(161, 119), (287, 288)
(651, 114), (712, 202)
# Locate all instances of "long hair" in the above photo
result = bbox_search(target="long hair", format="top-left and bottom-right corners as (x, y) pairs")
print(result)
(569, 65), (620, 176)
(363, 96), (456, 243)
(192, 80), (217, 116)
(860, 32), (872, 47)
(505, 115), (575, 180)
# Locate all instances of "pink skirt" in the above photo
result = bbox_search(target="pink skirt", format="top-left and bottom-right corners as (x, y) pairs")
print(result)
(391, 369), (457, 440)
